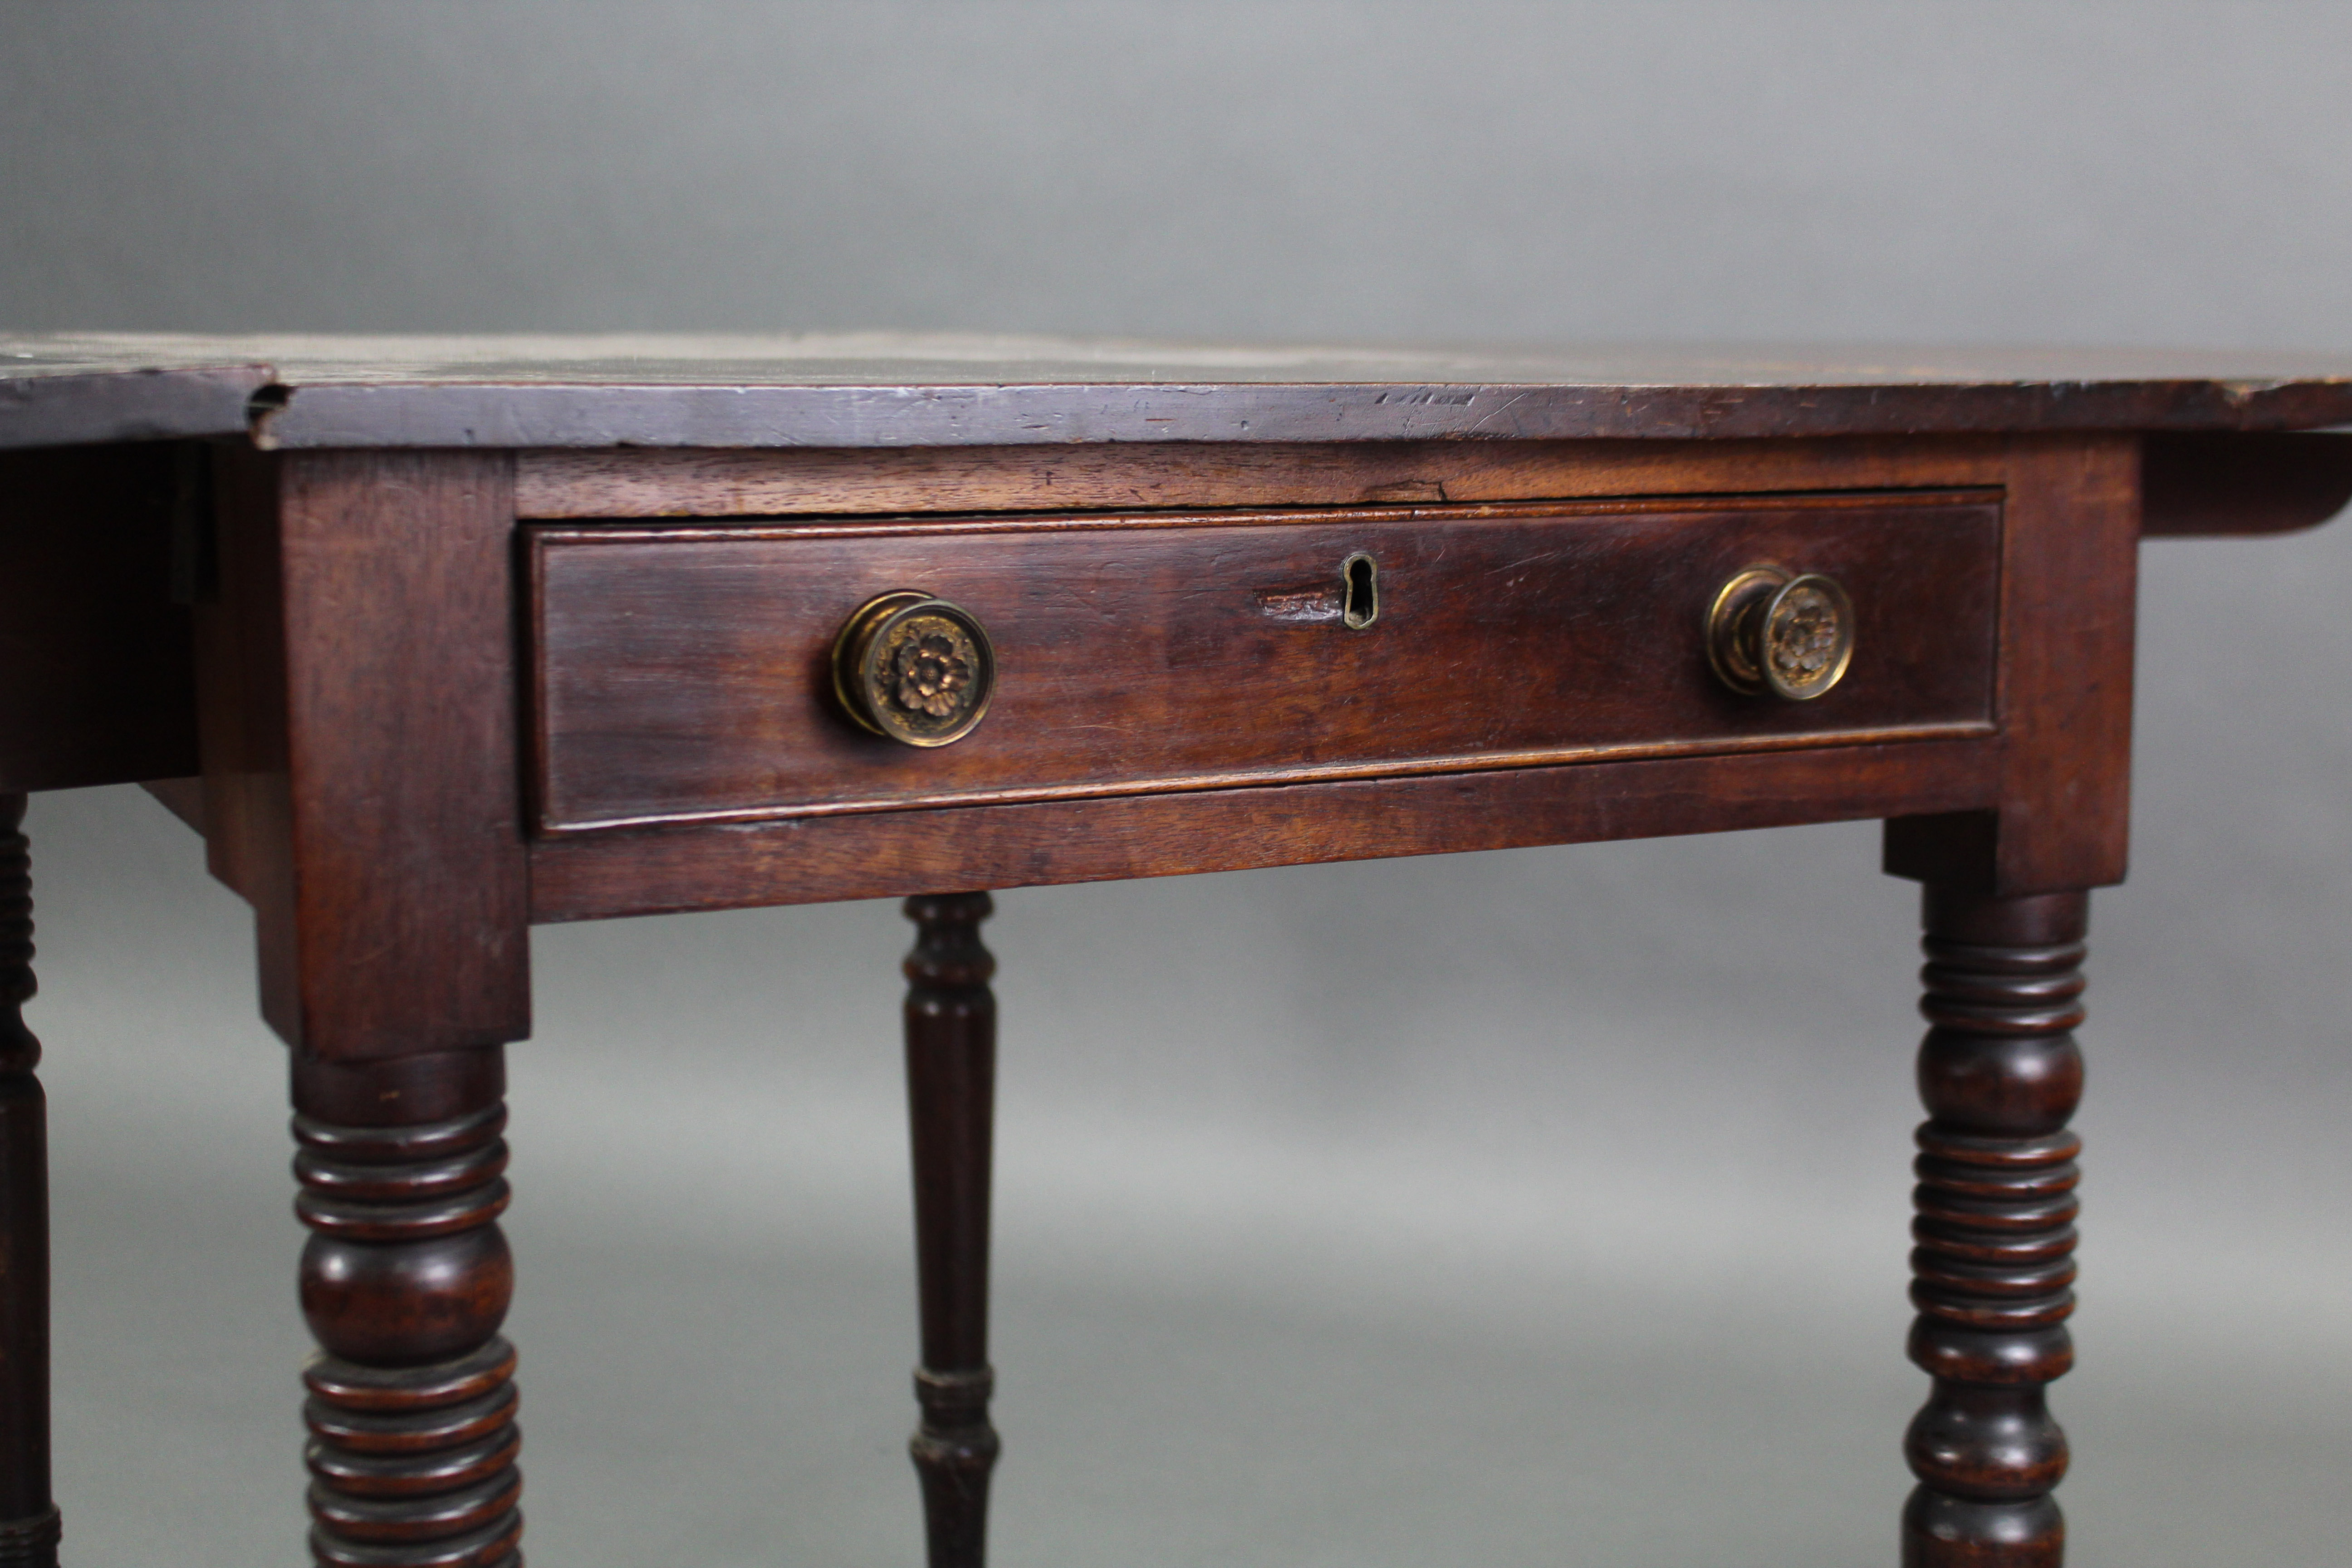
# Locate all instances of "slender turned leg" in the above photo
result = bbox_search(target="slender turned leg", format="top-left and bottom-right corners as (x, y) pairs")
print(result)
(293, 1048), (521, 1568)
(902, 892), (1001, 1568)
(0, 799), (58, 1568)
(1903, 889), (2087, 1567)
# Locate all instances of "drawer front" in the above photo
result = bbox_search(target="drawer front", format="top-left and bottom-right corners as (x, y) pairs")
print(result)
(528, 494), (1999, 832)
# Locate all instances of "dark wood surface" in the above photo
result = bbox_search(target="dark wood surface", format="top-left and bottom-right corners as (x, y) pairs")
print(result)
(522, 430), (2352, 536)
(902, 894), (1003, 1568)
(292, 1047), (522, 1568)
(0, 361), (270, 451)
(1901, 889), (2089, 1568)
(0, 446), (196, 795)
(530, 495), (1998, 832)
(196, 449), (531, 1061)
(530, 736), (2000, 921)
(2141, 431), (2352, 535)
(8, 334), (2352, 449)
(1884, 437), (2137, 897)
(513, 434), (2024, 519)
(0, 358), (2337, 1567)
(0, 799), (57, 1568)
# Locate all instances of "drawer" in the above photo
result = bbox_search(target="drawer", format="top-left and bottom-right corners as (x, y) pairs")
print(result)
(526, 494), (2000, 832)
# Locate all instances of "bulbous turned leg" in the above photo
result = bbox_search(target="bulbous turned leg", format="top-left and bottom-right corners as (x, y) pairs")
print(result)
(1903, 889), (2087, 1568)
(902, 892), (1001, 1568)
(293, 1049), (521, 1568)
(0, 797), (59, 1567)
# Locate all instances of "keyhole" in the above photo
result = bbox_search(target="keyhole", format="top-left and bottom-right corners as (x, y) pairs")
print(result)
(1341, 553), (1379, 629)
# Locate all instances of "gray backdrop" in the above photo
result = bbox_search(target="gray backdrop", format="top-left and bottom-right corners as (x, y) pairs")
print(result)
(4, 4), (2348, 1565)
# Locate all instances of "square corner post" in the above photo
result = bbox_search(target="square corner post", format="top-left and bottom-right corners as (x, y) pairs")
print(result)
(1880, 434), (2139, 1568)
(198, 446), (533, 1568)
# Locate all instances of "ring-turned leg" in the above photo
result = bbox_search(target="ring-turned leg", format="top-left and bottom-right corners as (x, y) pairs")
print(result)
(0, 798), (58, 1567)
(1904, 889), (2087, 1567)
(293, 1048), (522, 1568)
(902, 892), (1001, 1568)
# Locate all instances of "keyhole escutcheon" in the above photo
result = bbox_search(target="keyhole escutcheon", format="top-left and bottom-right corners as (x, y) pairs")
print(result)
(1341, 553), (1379, 630)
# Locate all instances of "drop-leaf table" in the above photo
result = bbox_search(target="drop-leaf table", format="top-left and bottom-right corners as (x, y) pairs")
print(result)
(4, 333), (2350, 1567)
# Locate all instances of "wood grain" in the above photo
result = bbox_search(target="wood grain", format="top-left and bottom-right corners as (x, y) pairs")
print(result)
(529, 736), (1999, 922)
(292, 1047), (520, 1568)
(16, 333), (2352, 449)
(529, 495), (1999, 832)
(1886, 436), (2138, 897)
(1901, 889), (2089, 1568)
(5, 327), (2348, 1568)
(196, 449), (531, 1060)
(515, 436), (2013, 518)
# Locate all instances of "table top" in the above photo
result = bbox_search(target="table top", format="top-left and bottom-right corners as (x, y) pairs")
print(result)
(8, 331), (2352, 451)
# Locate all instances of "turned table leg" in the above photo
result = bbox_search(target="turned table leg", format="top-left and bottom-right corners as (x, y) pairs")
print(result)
(292, 1048), (522, 1568)
(1903, 889), (2087, 1567)
(902, 892), (1002, 1568)
(0, 798), (58, 1568)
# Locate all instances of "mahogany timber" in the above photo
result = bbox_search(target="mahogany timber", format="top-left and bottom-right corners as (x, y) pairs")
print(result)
(139, 776), (206, 835)
(902, 894), (1003, 1568)
(2140, 431), (2352, 536)
(0, 446), (196, 795)
(513, 436), (2015, 519)
(528, 736), (1999, 922)
(531, 430), (2352, 536)
(1884, 437), (2137, 897)
(195, 448), (531, 1059)
(1902, 890), (2089, 1568)
(0, 363), (270, 452)
(528, 495), (1999, 833)
(292, 1047), (522, 1568)
(10, 336), (2352, 451)
(0, 337), (2341, 1568)
(0, 798), (57, 1568)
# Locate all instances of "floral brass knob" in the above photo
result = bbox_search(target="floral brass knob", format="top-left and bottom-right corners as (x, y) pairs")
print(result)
(832, 592), (996, 746)
(1706, 566), (1855, 701)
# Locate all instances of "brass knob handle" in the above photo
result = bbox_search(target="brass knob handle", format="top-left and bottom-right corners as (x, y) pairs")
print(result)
(1706, 566), (1854, 701)
(832, 592), (996, 746)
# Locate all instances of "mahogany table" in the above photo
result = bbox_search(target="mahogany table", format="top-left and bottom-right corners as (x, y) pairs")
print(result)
(3, 334), (2350, 1568)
